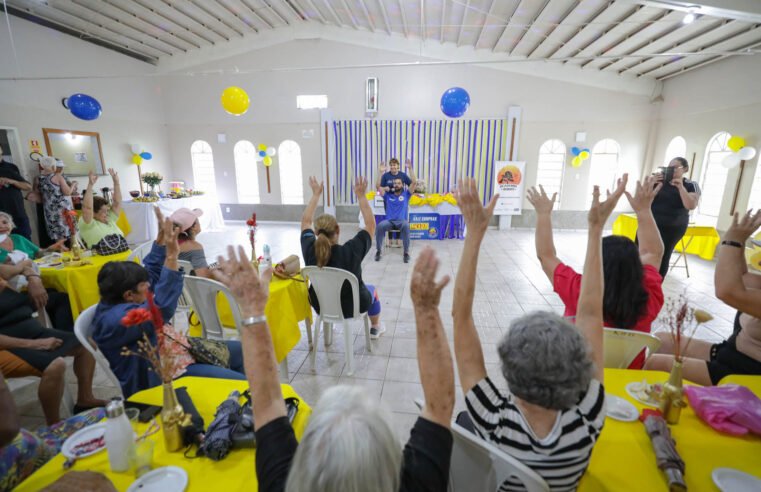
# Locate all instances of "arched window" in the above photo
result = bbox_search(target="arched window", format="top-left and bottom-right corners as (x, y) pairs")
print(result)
(278, 140), (303, 205)
(535, 139), (566, 207)
(663, 136), (687, 167)
(190, 140), (217, 196)
(699, 132), (732, 218)
(747, 152), (761, 212)
(587, 139), (621, 207)
(233, 141), (260, 204)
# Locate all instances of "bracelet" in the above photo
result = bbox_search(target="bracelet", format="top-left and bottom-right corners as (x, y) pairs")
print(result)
(721, 240), (743, 248)
(242, 315), (267, 326)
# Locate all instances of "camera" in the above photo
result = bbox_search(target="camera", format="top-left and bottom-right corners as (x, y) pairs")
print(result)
(659, 166), (675, 183)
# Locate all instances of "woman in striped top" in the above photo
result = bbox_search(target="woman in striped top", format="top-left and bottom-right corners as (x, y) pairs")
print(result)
(453, 176), (626, 491)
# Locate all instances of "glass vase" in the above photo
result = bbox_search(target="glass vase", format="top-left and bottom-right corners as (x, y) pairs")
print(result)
(659, 359), (685, 425)
(161, 382), (186, 452)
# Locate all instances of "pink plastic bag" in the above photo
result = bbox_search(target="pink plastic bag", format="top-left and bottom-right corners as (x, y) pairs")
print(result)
(684, 384), (761, 436)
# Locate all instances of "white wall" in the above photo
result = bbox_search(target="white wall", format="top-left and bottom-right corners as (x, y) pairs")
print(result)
(0, 13), (173, 197)
(654, 55), (761, 231)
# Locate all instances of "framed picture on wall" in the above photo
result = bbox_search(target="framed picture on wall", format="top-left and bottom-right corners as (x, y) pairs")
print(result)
(42, 128), (105, 176)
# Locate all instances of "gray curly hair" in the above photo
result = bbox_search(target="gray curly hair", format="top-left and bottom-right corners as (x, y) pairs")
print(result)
(499, 311), (594, 410)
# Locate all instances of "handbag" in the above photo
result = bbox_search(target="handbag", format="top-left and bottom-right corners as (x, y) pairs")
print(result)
(165, 333), (231, 368)
(273, 254), (303, 280)
(92, 233), (129, 256)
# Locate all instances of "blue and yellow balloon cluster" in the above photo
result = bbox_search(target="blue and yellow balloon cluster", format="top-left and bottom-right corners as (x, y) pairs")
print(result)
(570, 147), (590, 168)
(255, 144), (276, 166)
(130, 144), (153, 165)
(723, 135), (757, 169)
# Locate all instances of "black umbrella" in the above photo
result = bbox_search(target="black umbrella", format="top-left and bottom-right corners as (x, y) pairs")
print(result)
(642, 410), (686, 491)
(199, 390), (242, 461)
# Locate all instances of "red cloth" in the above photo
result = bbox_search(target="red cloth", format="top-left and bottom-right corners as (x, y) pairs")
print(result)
(553, 262), (664, 369)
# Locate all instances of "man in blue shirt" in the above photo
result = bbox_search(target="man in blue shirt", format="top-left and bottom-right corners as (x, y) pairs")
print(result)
(376, 177), (413, 263)
(375, 158), (416, 192)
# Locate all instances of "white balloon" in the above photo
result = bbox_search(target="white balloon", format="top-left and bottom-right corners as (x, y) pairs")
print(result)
(266, 147), (276, 156)
(254, 153), (263, 161)
(737, 146), (757, 161)
(722, 153), (741, 169)
(130, 144), (141, 154)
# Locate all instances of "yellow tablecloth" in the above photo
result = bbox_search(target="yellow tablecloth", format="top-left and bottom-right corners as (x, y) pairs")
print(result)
(718, 374), (761, 394)
(580, 369), (761, 491)
(612, 213), (720, 261)
(189, 276), (312, 363)
(17, 377), (311, 492)
(38, 250), (133, 319)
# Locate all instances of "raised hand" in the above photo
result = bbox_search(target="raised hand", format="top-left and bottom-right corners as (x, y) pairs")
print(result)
(378, 161), (388, 173)
(527, 185), (556, 214)
(354, 176), (369, 196)
(107, 168), (119, 183)
(456, 178), (497, 237)
(153, 206), (166, 244)
(588, 173), (628, 229)
(308, 176), (323, 196)
(725, 209), (761, 244)
(625, 175), (661, 213)
(161, 217), (180, 258)
(411, 246), (450, 309)
(405, 158), (412, 170)
(213, 245), (271, 318)
(87, 171), (98, 187)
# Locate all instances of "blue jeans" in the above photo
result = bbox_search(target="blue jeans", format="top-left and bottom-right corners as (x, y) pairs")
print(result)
(376, 219), (410, 253)
(183, 340), (246, 380)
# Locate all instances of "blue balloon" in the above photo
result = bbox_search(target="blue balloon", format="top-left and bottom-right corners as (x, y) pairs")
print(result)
(140, 152), (152, 160)
(65, 93), (102, 121)
(583, 148), (590, 153)
(571, 147), (581, 156)
(440, 87), (470, 118)
(259, 150), (266, 157)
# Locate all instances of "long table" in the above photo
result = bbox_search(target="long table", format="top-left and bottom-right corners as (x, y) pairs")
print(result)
(612, 213), (720, 261)
(122, 195), (225, 245)
(16, 377), (312, 492)
(372, 198), (465, 240)
(580, 369), (761, 491)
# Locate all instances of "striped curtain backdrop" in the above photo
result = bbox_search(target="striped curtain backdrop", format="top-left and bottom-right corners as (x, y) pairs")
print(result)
(332, 119), (509, 205)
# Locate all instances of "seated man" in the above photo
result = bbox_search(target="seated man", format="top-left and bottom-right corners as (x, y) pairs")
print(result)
(375, 157), (416, 192)
(375, 177), (414, 263)
(0, 277), (105, 425)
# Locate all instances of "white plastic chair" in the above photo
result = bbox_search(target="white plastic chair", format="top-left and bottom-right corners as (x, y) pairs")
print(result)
(301, 266), (372, 377)
(450, 421), (550, 492)
(126, 241), (154, 264)
(183, 275), (289, 380)
(73, 305), (124, 398)
(603, 328), (662, 369)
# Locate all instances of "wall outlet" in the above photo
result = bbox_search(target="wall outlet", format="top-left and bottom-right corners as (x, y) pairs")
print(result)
(225, 207), (230, 213)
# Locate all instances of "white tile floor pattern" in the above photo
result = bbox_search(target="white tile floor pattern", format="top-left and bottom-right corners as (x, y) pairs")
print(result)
(17, 221), (735, 443)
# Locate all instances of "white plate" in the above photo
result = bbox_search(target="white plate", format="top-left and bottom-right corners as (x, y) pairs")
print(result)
(61, 422), (107, 459)
(606, 395), (639, 422)
(712, 468), (761, 492)
(625, 382), (662, 407)
(127, 466), (188, 492)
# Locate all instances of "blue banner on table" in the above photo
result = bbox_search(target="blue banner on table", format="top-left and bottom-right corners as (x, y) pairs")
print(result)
(410, 213), (440, 240)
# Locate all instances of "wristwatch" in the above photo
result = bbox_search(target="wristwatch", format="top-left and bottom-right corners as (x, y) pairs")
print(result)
(242, 315), (267, 326)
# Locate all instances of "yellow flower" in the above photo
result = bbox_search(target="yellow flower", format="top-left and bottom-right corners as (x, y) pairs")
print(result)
(409, 195), (424, 206)
(365, 191), (376, 201)
(694, 310), (713, 324)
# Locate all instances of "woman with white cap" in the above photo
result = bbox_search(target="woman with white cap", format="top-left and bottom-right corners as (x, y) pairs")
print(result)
(170, 207), (213, 278)
(38, 157), (74, 243)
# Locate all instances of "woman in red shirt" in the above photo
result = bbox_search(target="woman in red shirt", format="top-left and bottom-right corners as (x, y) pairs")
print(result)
(527, 175), (664, 369)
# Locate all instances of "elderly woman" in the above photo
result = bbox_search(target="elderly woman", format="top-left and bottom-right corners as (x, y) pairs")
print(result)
(38, 157), (75, 243)
(528, 175), (664, 369)
(78, 169), (125, 250)
(213, 243), (454, 492)
(0, 212), (72, 331)
(453, 178), (614, 490)
(170, 207), (213, 278)
(646, 210), (761, 385)
(301, 176), (384, 338)
(92, 211), (245, 397)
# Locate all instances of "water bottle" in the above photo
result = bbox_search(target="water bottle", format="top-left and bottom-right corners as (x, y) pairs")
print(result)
(260, 244), (272, 274)
(104, 398), (134, 472)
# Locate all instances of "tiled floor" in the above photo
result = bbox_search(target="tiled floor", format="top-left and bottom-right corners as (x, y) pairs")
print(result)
(16, 221), (735, 441)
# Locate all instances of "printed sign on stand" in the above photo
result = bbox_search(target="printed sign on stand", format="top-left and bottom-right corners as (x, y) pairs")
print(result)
(493, 161), (526, 215)
(409, 212), (440, 240)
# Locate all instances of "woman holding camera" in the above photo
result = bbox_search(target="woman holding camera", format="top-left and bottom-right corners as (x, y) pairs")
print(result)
(650, 157), (700, 278)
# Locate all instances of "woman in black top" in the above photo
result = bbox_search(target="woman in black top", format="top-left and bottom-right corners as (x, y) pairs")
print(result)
(650, 157), (700, 278)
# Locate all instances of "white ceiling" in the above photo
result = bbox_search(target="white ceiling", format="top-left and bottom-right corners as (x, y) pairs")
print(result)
(5, 0), (761, 80)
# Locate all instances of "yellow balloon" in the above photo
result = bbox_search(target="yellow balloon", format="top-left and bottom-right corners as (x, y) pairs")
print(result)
(220, 86), (250, 116)
(572, 156), (582, 167)
(132, 154), (142, 165)
(579, 151), (590, 160)
(263, 156), (273, 166)
(728, 135), (746, 152)
(258, 144), (267, 152)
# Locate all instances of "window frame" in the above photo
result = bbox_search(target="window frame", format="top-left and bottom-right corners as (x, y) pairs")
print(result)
(535, 139), (566, 208)
(278, 140), (304, 205)
(190, 140), (217, 196)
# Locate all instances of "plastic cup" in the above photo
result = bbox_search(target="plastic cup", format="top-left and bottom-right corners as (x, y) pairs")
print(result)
(125, 407), (140, 423)
(129, 439), (155, 477)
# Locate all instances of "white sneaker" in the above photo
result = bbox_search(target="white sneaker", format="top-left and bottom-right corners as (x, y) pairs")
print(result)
(370, 324), (386, 340)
